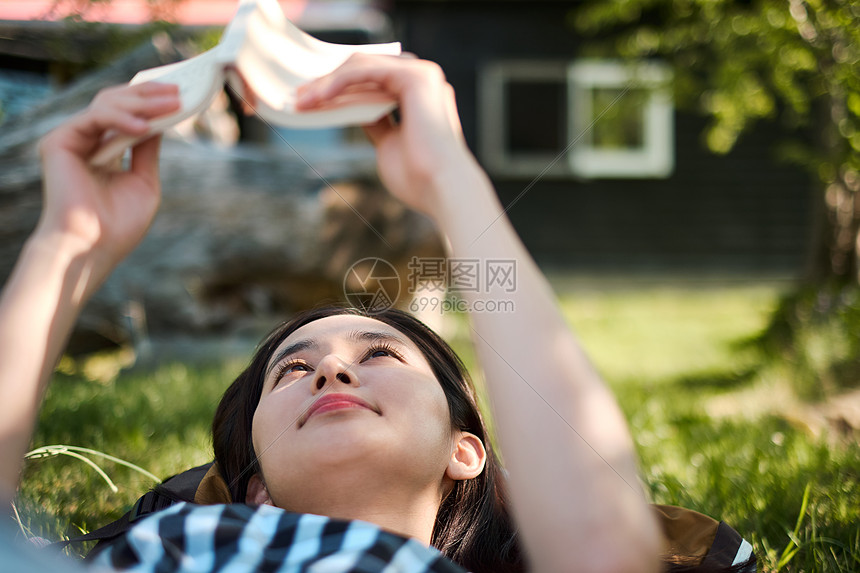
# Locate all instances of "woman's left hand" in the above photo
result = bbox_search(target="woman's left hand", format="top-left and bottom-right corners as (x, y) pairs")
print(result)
(295, 53), (478, 219)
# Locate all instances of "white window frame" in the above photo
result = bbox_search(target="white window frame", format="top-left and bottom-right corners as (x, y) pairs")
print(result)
(478, 59), (674, 179)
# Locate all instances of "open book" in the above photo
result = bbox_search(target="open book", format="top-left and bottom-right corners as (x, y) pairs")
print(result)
(91, 0), (401, 166)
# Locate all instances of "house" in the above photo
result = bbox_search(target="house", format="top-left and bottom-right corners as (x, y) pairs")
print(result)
(391, 0), (814, 275)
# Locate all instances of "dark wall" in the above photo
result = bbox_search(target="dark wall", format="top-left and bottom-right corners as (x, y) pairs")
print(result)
(393, 1), (814, 274)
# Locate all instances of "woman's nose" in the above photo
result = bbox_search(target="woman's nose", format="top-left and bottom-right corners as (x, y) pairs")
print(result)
(312, 354), (356, 393)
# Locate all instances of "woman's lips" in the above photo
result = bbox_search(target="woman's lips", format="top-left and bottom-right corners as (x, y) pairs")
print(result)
(299, 393), (377, 426)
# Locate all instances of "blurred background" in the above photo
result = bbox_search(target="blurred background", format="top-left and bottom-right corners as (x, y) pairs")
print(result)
(1, 0), (857, 353)
(1, 1), (858, 571)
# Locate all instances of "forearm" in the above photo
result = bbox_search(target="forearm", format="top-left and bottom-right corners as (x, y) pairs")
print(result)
(0, 232), (104, 503)
(429, 160), (661, 573)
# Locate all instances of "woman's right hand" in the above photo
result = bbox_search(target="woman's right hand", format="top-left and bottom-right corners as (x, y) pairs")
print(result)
(36, 82), (180, 274)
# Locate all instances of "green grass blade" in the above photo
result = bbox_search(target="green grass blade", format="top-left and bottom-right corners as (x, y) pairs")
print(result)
(775, 482), (813, 571)
(26, 445), (161, 484)
(47, 450), (119, 493)
(793, 483), (813, 537)
(9, 501), (31, 539)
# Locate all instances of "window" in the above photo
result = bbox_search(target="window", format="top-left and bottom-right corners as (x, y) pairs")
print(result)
(478, 60), (674, 179)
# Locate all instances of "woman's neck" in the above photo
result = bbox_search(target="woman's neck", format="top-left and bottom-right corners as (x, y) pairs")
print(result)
(273, 475), (445, 545)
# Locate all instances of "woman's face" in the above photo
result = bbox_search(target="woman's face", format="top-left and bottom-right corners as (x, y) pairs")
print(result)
(251, 314), (456, 508)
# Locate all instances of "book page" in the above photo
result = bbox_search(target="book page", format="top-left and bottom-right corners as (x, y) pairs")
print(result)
(214, 0), (256, 62)
(232, 0), (401, 128)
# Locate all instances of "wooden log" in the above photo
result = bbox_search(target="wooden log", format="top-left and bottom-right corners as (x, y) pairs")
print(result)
(0, 35), (443, 356)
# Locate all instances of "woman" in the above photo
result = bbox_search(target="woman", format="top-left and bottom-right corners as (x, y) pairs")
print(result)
(0, 53), (664, 572)
(203, 305), (517, 572)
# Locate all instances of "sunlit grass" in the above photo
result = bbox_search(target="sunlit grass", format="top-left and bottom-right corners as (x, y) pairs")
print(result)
(13, 283), (860, 571)
(557, 284), (778, 383)
(16, 360), (243, 549)
(553, 284), (860, 573)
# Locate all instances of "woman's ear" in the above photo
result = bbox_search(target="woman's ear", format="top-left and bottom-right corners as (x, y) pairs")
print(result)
(446, 432), (487, 480)
(245, 474), (274, 505)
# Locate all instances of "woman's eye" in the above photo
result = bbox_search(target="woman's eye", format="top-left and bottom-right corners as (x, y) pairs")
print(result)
(365, 345), (402, 361)
(273, 361), (311, 384)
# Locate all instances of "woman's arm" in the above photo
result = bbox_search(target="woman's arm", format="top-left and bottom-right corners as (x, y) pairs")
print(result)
(297, 54), (661, 573)
(0, 83), (180, 505)
(424, 165), (662, 573)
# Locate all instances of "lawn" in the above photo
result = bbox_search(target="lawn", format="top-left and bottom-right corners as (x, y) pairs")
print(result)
(13, 281), (860, 571)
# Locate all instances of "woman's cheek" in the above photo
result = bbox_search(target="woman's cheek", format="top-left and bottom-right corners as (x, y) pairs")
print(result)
(252, 392), (295, 458)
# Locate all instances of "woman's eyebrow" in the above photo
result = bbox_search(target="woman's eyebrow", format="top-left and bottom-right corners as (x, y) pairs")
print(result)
(348, 330), (410, 347)
(266, 339), (317, 376)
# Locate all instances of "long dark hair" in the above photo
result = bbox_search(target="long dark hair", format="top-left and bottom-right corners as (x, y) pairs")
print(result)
(211, 306), (523, 573)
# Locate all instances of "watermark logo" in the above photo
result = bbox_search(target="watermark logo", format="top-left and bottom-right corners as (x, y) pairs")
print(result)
(343, 257), (401, 313)
(344, 256), (517, 314)
(406, 257), (517, 293)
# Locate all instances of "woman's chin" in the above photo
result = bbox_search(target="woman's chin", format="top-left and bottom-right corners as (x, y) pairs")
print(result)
(299, 418), (394, 463)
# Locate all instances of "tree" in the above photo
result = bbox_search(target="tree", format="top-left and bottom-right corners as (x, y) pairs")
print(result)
(47, 0), (186, 23)
(574, 0), (860, 284)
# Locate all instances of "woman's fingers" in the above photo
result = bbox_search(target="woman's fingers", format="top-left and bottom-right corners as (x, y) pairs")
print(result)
(362, 113), (397, 146)
(91, 83), (181, 126)
(134, 81), (180, 97)
(43, 82), (180, 158)
(91, 82), (180, 120)
(80, 109), (149, 137)
(113, 94), (182, 121)
(49, 110), (148, 157)
(296, 53), (443, 109)
(95, 81), (179, 102)
(129, 134), (163, 185)
(296, 53), (458, 151)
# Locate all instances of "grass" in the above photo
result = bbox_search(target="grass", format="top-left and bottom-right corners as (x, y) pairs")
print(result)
(551, 283), (860, 572)
(15, 360), (244, 550)
(13, 283), (860, 571)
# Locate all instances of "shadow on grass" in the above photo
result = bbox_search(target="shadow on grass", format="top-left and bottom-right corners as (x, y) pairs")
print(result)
(665, 366), (759, 392)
